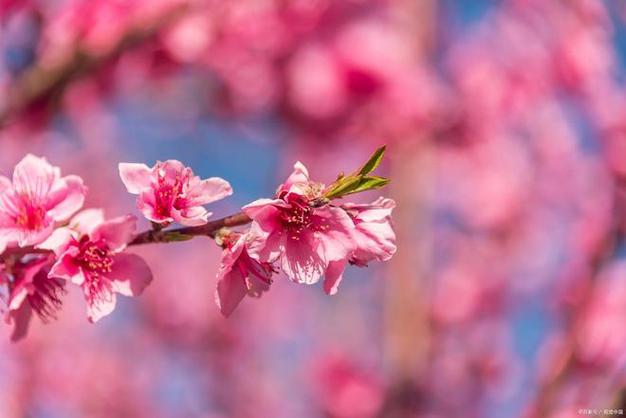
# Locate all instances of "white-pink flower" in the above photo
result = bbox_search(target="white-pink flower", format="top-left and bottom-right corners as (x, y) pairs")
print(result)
(118, 160), (232, 226)
(42, 209), (152, 323)
(343, 197), (396, 266)
(215, 228), (275, 317)
(0, 154), (86, 252)
(243, 162), (356, 290)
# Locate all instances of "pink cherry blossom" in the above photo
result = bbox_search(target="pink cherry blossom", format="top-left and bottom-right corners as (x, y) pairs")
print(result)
(43, 209), (153, 323)
(4, 255), (64, 341)
(243, 162), (355, 288)
(0, 154), (86, 252)
(342, 197), (396, 266)
(118, 160), (233, 226)
(215, 228), (275, 317)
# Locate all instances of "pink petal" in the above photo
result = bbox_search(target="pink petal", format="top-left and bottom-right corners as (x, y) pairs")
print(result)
(0, 228), (20, 254)
(157, 160), (187, 178)
(244, 222), (274, 261)
(8, 256), (50, 310)
(12, 154), (58, 199)
(137, 189), (172, 224)
(69, 209), (105, 236)
(242, 198), (289, 219)
(46, 175), (87, 222)
(282, 234), (326, 284)
(281, 161), (310, 192)
(246, 227), (283, 263)
(215, 268), (248, 317)
(323, 260), (347, 295)
(118, 163), (152, 194)
(344, 197), (396, 222)
(85, 288), (116, 323)
(314, 206), (356, 262)
(49, 248), (83, 284)
(346, 198), (397, 265)
(17, 220), (55, 247)
(352, 220), (396, 265)
(171, 206), (209, 226)
(92, 215), (136, 253)
(0, 176), (11, 193)
(108, 253), (153, 297)
(185, 177), (232, 206)
(36, 227), (75, 255)
(242, 200), (288, 261)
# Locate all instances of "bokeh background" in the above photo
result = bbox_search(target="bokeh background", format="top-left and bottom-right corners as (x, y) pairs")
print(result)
(1, 0), (626, 417)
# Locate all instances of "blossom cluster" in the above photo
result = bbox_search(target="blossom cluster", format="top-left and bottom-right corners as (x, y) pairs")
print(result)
(0, 149), (395, 340)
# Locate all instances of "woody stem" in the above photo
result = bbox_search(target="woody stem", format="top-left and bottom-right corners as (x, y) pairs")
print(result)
(0, 212), (253, 259)
(129, 212), (252, 245)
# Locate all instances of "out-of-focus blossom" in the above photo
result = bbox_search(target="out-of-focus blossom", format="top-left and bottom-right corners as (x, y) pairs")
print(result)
(215, 227), (275, 317)
(43, 209), (152, 323)
(5, 255), (63, 341)
(576, 261), (626, 366)
(0, 154), (86, 251)
(243, 162), (355, 287)
(119, 160), (232, 226)
(313, 354), (385, 418)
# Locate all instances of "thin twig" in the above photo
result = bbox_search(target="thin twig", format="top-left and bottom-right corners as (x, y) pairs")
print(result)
(0, 212), (252, 259)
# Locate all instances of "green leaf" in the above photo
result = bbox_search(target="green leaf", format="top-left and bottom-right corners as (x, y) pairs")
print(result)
(357, 145), (386, 176)
(345, 176), (390, 196)
(324, 175), (363, 200)
(164, 232), (193, 242)
(324, 175), (390, 200)
(322, 146), (390, 200)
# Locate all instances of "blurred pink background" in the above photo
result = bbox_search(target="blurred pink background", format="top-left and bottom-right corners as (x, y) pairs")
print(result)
(1, 0), (626, 417)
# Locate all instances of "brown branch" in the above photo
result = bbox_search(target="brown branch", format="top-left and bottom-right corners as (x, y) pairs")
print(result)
(0, 212), (252, 260)
(129, 212), (251, 245)
(0, 3), (191, 127)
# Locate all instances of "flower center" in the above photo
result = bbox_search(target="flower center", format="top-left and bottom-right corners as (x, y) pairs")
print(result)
(280, 197), (314, 240)
(15, 195), (47, 230)
(155, 166), (189, 216)
(76, 237), (113, 276)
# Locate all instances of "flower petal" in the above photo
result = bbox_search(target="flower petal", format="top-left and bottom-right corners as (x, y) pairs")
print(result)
(281, 233), (326, 284)
(36, 227), (75, 255)
(242, 198), (289, 219)
(137, 189), (173, 224)
(215, 268), (248, 317)
(323, 260), (347, 295)
(0, 176), (11, 194)
(46, 175), (87, 222)
(92, 215), (137, 253)
(171, 206), (209, 226)
(108, 253), (153, 297)
(186, 177), (233, 206)
(49, 248), (83, 284)
(12, 154), (58, 200)
(17, 220), (54, 247)
(282, 161), (310, 191)
(118, 163), (152, 194)
(314, 206), (356, 262)
(69, 209), (105, 236)
(0, 228), (20, 254)
(85, 288), (116, 323)
(351, 220), (396, 265)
